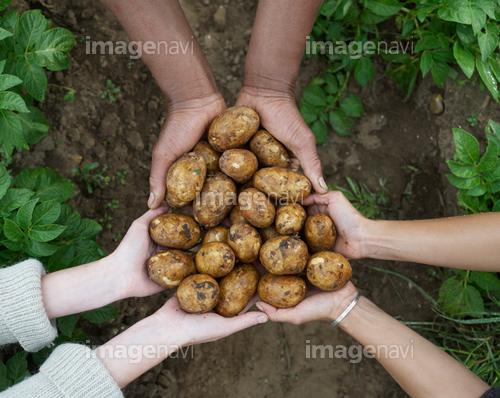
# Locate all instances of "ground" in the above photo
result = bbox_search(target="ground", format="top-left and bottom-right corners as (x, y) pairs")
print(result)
(8, 0), (500, 397)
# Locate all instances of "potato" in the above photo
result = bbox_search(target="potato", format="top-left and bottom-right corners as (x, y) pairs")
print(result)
(259, 225), (281, 243)
(215, 263), (259, 317)
(193, 140), (221, 174)
(208, 106), (260, 152)
(219, 149), (259, 184)
(252, 167), (311, 204)
(307, 251), (352, 291)
(195, 242), (235, 278)
(165, 191), (190, 208)
(227, 222), (262, 262)
(249, 129), (291, 168)
(238, 188), (275, 228)
(193, 172), (237, 228)
(257, 273), (306, 308)
(201, 226), (229, 245)
(177, 274), (220, 314)
(230, 204), (248, 224)
(259, 236), (308, 275)
(275, 203), (307, 235)
(149, 213), (201, 250)
(304, 213), (337, 253)
(166, 152), (207, 206)
(147, 249), (196, 288)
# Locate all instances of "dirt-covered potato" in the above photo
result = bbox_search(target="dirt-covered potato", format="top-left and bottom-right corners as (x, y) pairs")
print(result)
(193, 172), (237, 228)
(219, 149), (259, 184)
(259, 225), (281, 243)
(230, 204), (248, 224)
(307, 251), (352, 291)
(149, 213), (201, 250)
(227, 222), (262, 262)
(208, 106), (260, 152)
(238, 188), (275, 228)
(195, 242), (235, 278)
(252, 167), (312, 204)
(259, 236), (308, 275)
(165, 191), (190, 208)
(193, 140), (221, 174)
(304, 213), (337, 253)
(166, 152), (207, 206)
(201, 226), (229, 245)
(177, 274), (220, 314)
(249, 129), (291, 168)
(275, 203), (307, 235)
(257, 273), (307, 308)
(147, 249), (196, 288)
(215, 263), (259, 317)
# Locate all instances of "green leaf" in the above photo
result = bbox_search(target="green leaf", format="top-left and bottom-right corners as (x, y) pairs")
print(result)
(456, 23), (475, 49)
(431, 59), (450, 86)
(0, 0), (12, 12)
(0, 74), (22, 91)
(26, 239), (58, 257)
(489, 53), (500, 83)
(6, 351), (28, 382)
(0, 109), (27, 150)
(18, 10), (47, 50)
(48, 245), (75, 272)
(354, 58), (374, 87)
(452, 128), (479, 164)
(438, 276), (484, 316)
(453, 42), (475, 79)
(483, 163), (500, 182)
(476, 54), (499, 102)
(485, 179), (500, 193)
(446, 173), (481, 189)
(469, 4), (486, 35)
(0, 162), (10, 200)
(311, 119), (328, 145)
(33, 172), (74, 203)
(478, 139), (498, 172)
(464, 183), (486, 196)
(457, 191), (479, 212)
(34, 28), (75, 71)
(29, 223), (66, 242)
(471, 271), (500, 291)
(329, 109), (354, 136)
(324, 73), (338, 94)
(492, 198), (500, 212)
(446, 160), (478, 177)
(17, 198), (39, 230)
(478, 23), (499, 62)
(302, 84), (327, 107)
(402, 19), (414, 36)
(3, 218), (24, 242)
(437, 0), (472, 24)
(299, 102), (319, 124)
(420, 51), (433, 77)
(365, 0), (402, 16)
(472, 0), (495, 18)
(415, 33), (443, 52)
(32, 199), (61, 226)
(16, 106), (50, 145)
(417, 5), (438, 22)
(340, 94), (364, 117)
(0, 91), (29, 113)
(0, 188), (34, 214)
(81, 304), (118, 324)
(58, 314), (79, 337)
(0, 360), (10, 392)
(16, 54), (48, 102)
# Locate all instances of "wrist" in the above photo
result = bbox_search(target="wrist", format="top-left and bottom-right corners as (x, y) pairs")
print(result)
(327, 282), (359, 323)
(240, 75), (295, 100)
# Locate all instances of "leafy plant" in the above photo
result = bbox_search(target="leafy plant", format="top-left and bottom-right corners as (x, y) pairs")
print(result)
(101, 79), (120, 102)
(72, 162), (111, 194)
(0, 3), (76, 164)
(0, 351), (30, 391)
(329, 175), (397, 219)
(100, 200), (119, 229)
(114, 170), (128, 186)
(467, 112), (479, 126)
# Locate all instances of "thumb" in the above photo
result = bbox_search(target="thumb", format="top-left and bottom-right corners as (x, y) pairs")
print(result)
(255, 301), (298, 324)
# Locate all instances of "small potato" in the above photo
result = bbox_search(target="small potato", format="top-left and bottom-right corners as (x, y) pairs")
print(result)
(228, 222), (262, 262)
(230, 204), (248, 225)
(193, 140), (221, 174)
(149, 213), (201, 250)
(238, 188), (276, 228)
(166, 152), (207, 205)
(259, 225), (281, 243)
(275, 203), (307, 235)
(147, 249), (196, 288)
(307, 252), (352, 291)
(304, 213), (337, 253)
(259, 236), (308, 275)
(257, 273), (306, 308)
(201, 226), (229, 245)
(208, 106), (260, 152)
(252, 167), (311, 204)
(177, 274), (220, 314)
(249, 129), (291, 168)
(195, 242), (235, 278)
(215, 263), (259, 317)
(193, 172), (237, 228)
(219, 149), (259, 184)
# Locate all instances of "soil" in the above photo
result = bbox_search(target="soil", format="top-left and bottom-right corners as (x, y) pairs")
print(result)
(8, 0), (500, 397)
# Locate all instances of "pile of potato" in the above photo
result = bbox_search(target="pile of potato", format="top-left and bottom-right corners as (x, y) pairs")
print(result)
(147, 106), (352, 315)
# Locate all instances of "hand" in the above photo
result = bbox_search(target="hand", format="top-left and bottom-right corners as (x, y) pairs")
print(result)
(256, 282), (358, 325)
(236, 86), (327, 194)
(110, 205), (170, 299)
(302, 191), (370, 260)
(148, 94), (227, 209)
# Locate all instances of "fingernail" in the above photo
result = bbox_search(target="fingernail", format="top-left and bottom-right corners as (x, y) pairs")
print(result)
(318, 177), (327, 192)
(257, 315), (268, 324)
(256, 303), (264, 312)
(148, 192), (155, 208)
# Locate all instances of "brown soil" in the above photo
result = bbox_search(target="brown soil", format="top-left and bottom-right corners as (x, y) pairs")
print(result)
(9, 0), (500, 397)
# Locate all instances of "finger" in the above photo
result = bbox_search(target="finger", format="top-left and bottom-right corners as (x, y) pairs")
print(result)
(219, 311), (268, 336)
(255, 301), (298, 324)
(136, 203), (170, 227)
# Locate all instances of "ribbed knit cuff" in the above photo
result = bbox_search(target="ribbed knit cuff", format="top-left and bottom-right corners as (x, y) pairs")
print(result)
(0, 259), (57, 352)
(40, 344), (123, 398)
